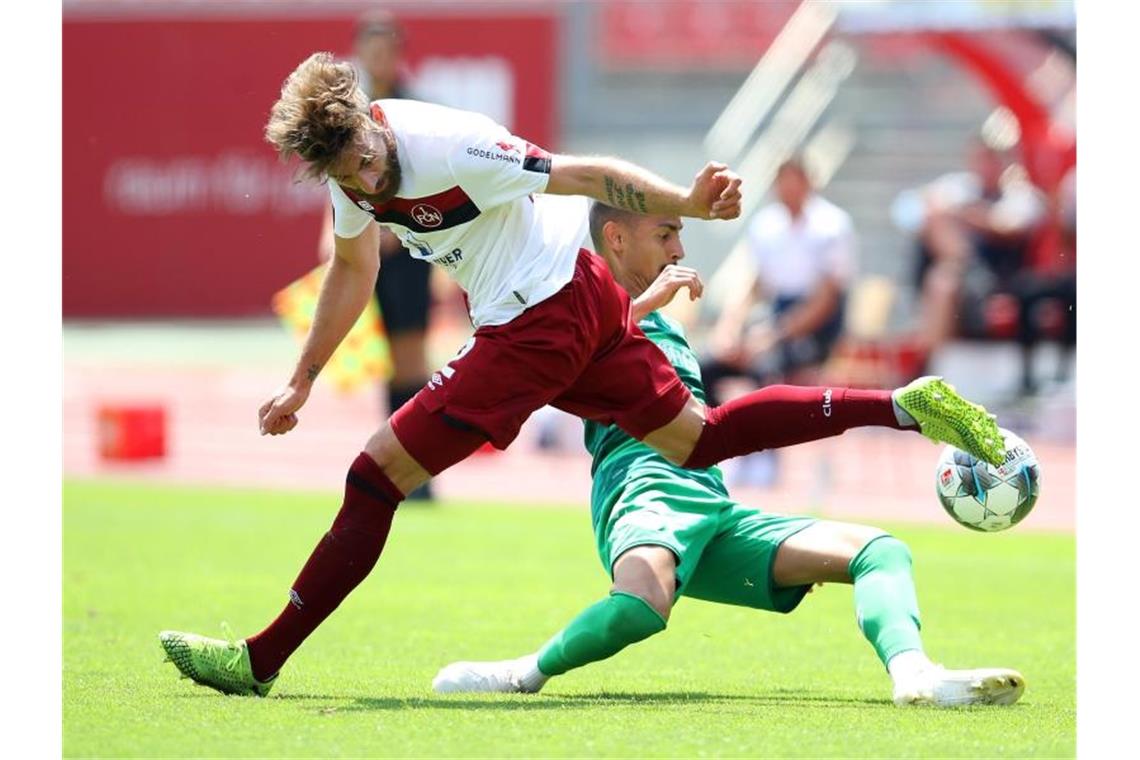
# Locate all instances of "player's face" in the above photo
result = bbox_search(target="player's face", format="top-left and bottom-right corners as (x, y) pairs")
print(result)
(623, 215), (685, 289)
(326, 124), (402, 204)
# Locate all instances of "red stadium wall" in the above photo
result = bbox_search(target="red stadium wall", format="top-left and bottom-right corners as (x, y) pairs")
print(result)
(63, 9), (559, 317)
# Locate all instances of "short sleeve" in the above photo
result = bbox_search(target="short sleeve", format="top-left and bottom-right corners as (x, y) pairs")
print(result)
(448, 116), (552, 211)
(330, 181), (374, 239)
(746, 209), (775, 274)
(822, 210), (857, 285)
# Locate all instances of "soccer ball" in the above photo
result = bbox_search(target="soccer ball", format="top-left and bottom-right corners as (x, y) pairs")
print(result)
(934, 429), (1040, 532)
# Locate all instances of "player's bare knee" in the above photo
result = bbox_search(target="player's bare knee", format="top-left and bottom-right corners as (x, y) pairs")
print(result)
(363, 424), (430, 496)
(611, 546), (676, 621)
(844, 524), (892, 559)
(861, 533), (912, 563)
(611, 582), (672, 622)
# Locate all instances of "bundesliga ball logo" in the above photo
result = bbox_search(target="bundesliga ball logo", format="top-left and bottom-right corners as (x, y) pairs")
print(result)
(934, 428), (1041, 532)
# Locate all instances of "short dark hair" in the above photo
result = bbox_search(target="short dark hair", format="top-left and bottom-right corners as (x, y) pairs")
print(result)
(588, 201), (639, 253)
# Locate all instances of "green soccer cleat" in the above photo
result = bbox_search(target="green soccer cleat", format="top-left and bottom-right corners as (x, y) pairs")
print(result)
(893, 376), (1006, 466)
(159, 630), (277, 697)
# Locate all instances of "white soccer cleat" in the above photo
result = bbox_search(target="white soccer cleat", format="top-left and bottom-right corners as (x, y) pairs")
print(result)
(892, 665), (1025, 707)
(432, 655), (544, 694)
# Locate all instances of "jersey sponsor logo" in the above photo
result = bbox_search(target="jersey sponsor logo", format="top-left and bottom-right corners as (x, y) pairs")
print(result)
(466, 145), (521, 165)
(495, 140), (519, 154)
(411, 203), (443, 228)
(435, 248), (464, 271)
(356, 200), (375, 211)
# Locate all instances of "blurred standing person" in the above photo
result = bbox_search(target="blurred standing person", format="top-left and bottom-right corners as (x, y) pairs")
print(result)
(702, 157), (856, 406)
(317, 10), (436, 500)
(894, 140), (1046, 374)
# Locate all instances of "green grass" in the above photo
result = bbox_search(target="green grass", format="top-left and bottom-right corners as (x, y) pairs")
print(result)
(64, 480), (1075, 758)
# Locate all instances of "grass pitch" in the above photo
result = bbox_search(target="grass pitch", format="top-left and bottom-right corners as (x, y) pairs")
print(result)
(64, 480), (1075, 758)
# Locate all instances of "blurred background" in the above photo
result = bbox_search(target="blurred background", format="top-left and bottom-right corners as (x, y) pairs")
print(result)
(63, 0), (1075, 530)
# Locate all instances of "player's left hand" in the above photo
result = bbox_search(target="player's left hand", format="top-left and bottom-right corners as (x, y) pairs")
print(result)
(632, 265), (704, 320)
(687, 162), (742, 220)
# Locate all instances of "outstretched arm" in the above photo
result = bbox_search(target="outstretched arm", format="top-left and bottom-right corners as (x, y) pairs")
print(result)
(546, 155), (742, 221)
(259, 221), (381, 435)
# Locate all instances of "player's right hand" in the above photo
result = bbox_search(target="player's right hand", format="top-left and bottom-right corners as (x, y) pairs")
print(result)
(258, 384), (310, 436)
(632, 265), (704, 320)
(687, 161), (742, 220)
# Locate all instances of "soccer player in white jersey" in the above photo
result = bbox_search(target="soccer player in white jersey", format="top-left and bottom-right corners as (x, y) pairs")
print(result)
(158, 53), (1009, 697)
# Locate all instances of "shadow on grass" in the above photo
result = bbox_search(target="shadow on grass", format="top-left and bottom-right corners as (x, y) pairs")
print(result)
(275, 690), (888, 714)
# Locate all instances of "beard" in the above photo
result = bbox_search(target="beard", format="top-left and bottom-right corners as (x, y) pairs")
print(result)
(354, 127), (402, 205)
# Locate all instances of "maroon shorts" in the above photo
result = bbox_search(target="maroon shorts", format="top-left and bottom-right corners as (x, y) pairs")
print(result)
(390, 249), (692, 475)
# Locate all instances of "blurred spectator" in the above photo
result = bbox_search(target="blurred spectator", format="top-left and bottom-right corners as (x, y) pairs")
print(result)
(893, 140), (1047, 377)
(1008, 164), (1076, 395)
(699, 157), (855, 487)
(317, 9), (436, 500)
(702, 157), (857, 405)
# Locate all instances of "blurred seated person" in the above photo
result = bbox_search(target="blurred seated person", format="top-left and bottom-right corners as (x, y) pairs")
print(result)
(893, 140), (1046, 373)
(1009, 164), (1075, 395)
(317, 10), (437, 500)
(702, 157), (857, 408)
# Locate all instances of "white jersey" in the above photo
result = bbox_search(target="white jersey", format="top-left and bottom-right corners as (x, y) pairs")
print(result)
(748, 194), (856, 299)
(330, 100), (589, 327)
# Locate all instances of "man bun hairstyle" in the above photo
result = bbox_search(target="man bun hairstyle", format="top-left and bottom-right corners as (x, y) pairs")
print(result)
(265, 52), (370, 180)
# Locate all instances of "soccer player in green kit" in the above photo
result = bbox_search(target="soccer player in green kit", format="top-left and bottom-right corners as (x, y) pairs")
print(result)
(432, 202), (1026, 707)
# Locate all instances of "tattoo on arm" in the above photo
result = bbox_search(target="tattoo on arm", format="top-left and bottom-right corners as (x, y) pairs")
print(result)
(603, 175), (649, 213)
(306, 364), (322, 383)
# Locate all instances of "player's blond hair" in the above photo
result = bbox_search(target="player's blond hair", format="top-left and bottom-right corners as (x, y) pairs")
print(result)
(265, 52), (371, 180)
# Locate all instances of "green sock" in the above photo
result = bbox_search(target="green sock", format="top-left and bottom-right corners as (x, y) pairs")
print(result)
(536, 591), (667, 677)
(850, 535), (925, 668)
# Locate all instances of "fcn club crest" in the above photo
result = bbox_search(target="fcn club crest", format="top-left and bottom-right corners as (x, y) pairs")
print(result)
(411, 204), (443, 228)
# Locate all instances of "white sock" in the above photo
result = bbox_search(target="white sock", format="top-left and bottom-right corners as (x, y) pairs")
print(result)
(889, 390), (918, 428)
(887, 649), (934, 685)
(515, 653), (549, 693)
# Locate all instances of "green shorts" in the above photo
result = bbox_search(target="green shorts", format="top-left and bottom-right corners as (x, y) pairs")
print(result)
(597, 476), (817, 614)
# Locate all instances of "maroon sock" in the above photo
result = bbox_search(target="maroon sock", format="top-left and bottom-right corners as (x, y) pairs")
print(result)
(683, 385), (907, 469)
(245, 452), (403, 681)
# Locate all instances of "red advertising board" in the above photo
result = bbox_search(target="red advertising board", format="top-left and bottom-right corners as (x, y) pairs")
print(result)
(63, 8), (559, 317)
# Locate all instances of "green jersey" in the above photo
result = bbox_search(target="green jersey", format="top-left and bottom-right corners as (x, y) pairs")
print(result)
(583, 311), (728, 528)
